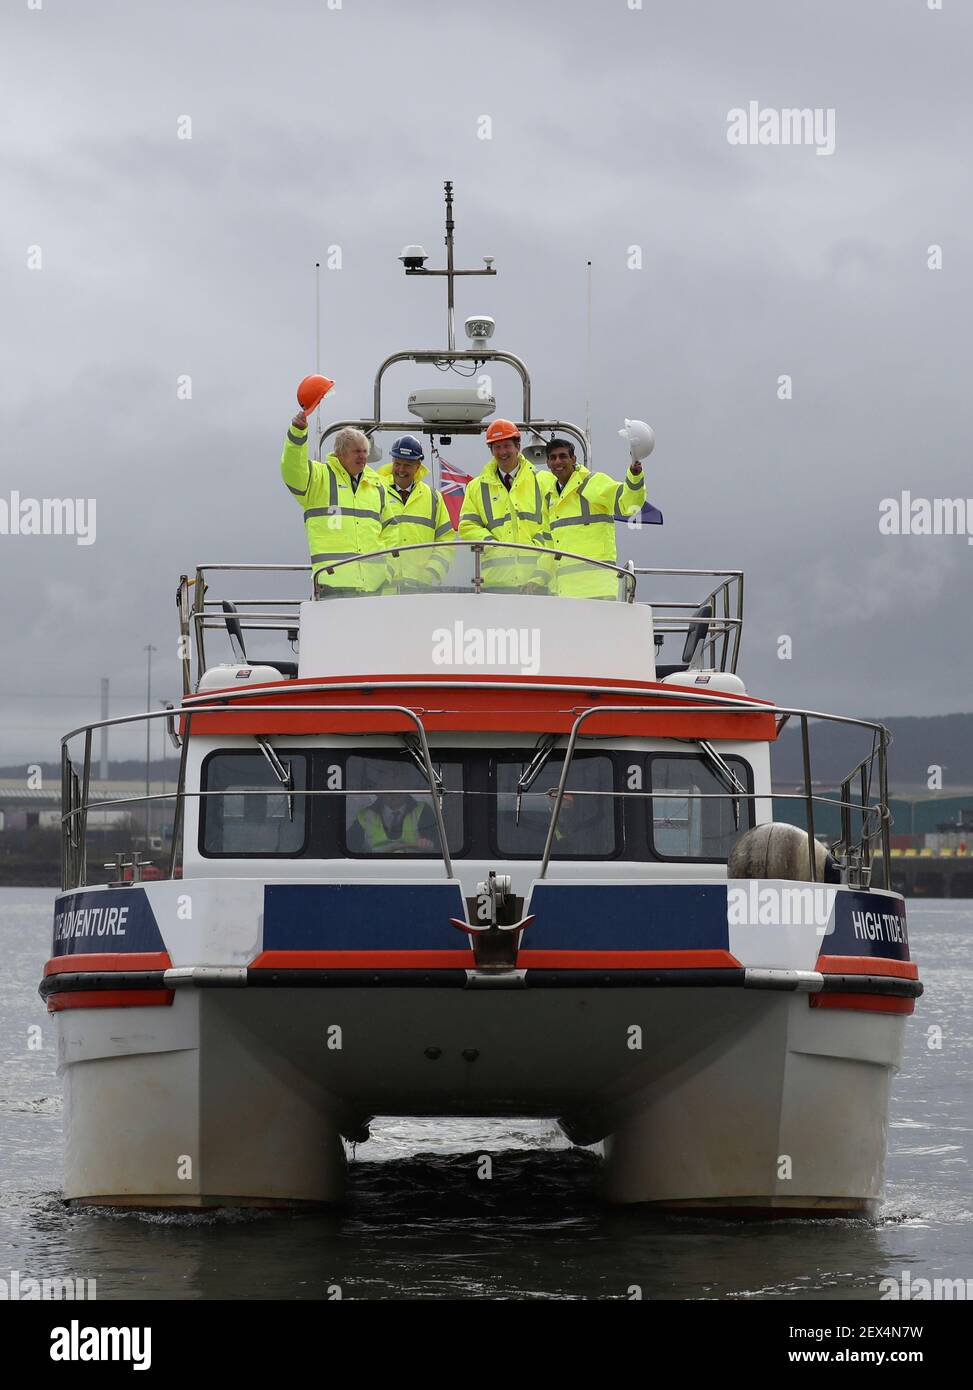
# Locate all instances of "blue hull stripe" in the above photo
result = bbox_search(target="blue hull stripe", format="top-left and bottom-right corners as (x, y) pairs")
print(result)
(525, 883), (730, 950)
(263, 883), (467, 950)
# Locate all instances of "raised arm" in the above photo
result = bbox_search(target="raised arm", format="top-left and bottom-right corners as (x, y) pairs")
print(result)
(281, 409), (312, 502)
(583, 460), (644, 517)
(615, 458), (646, 518)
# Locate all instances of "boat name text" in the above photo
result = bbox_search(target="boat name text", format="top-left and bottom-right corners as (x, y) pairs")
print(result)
(54, 905), (129, 941)
(851, 910), (905, 943)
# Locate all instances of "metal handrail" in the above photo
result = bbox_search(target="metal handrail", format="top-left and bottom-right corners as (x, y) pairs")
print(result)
(309, 539), (637, 600)
(537, 700), (892, 882)
(179, 549), (673, 692)
(60, 697), (892, 894)
(631, 568), (744, 673)
(178, 562), (749, 691)
(61, 702), (455, 884)
(372, 349), (534, 426)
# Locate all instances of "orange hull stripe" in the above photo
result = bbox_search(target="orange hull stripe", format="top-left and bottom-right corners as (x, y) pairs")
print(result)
(45, 952), (172, 976)
(816, 955), (917, 980)
(250, 949), (474, 969)
(516, 949), (742, 969)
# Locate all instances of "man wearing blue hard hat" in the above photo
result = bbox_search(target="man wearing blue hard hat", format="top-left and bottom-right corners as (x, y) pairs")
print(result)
(378, 435), (455, 589)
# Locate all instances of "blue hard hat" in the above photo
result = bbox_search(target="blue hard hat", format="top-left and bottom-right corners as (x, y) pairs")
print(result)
(390, 434), (424, 461)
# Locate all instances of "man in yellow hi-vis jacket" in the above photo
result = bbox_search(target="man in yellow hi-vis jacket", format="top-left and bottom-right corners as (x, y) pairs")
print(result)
(378, 435), (454, 589)
(543, 437), (645, 598)
(281, 409), (388, 595)
(457, 419), (554, 591)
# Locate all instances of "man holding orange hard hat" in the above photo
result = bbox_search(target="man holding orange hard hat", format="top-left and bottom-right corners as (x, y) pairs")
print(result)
(281, 375), (389, 596)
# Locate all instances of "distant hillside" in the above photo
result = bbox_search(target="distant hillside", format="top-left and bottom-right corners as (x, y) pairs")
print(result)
(4, 717), (972, 796)
(773, 714), (973, 791)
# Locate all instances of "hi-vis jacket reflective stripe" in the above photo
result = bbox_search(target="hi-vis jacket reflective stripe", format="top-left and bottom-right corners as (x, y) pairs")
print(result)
(281, 424), (388, 590)
(356, 803), (426, 851)
(457, 455), (554, 588)
(545, 463), (646, 597)
(377, 462), (454, 585)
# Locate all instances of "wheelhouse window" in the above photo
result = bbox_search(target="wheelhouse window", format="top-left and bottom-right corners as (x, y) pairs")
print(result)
(341, 753), (463, 857)
(201, 752), (308, 856)
(648, 753), (752, 861)
(494, 753), (618, 858)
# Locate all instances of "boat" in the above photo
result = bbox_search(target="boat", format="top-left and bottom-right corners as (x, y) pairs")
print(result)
(43, 184), (922, 1214)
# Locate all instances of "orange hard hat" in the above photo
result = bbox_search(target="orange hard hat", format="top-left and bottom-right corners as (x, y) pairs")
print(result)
(297, 373), (335, 413)
(485, 418), (520, 445)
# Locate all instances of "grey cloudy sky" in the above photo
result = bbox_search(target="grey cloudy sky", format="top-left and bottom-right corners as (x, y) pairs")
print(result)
(1, 0), (971, 763)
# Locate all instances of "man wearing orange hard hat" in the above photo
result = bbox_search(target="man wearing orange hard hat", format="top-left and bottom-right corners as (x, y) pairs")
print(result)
(458, 419), (554, 592)
(281, 375), (390, 596)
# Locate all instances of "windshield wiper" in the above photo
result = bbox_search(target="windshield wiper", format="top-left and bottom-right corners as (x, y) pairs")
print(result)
(401, 736), (444, 804)
(255, 735), (294, 820)
(516, 734), (558, 825)
(694, 738), (747, 830)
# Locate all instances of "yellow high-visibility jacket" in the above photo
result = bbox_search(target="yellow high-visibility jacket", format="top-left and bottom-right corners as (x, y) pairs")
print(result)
(378, 463), (454, 587)
(355, 801), (429, 852)
(545, 463), (645, 598)
(457, 456), (554, 590)
(281, 422), (388, 591)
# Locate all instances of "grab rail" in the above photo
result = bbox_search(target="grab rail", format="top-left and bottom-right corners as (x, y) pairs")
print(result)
(537, 700), (891, 884)
(60, 698), (891, 893)
(177, 558), (748, 695)
(61, 703), (454, 884)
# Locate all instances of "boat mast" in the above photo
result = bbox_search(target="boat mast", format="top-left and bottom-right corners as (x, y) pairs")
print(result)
(402, 180), (497, 350)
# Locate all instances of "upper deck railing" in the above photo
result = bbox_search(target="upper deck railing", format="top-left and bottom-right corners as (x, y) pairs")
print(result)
(176, 548), (744, 697)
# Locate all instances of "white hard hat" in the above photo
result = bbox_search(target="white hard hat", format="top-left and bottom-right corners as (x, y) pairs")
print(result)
(619, 418), (655, 461)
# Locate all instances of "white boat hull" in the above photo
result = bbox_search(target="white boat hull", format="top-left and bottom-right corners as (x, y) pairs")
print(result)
(56, 981), (904, 1214)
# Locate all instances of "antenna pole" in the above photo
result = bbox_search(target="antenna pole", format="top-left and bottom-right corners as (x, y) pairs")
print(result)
(144, 643), (157, 843)
(314, 260), (322, 443)
(585, 259), (593, 449)
(444, 180), (455, 350)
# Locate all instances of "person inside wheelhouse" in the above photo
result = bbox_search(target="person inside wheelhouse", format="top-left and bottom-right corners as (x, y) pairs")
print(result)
(346, 759), (439, 853)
